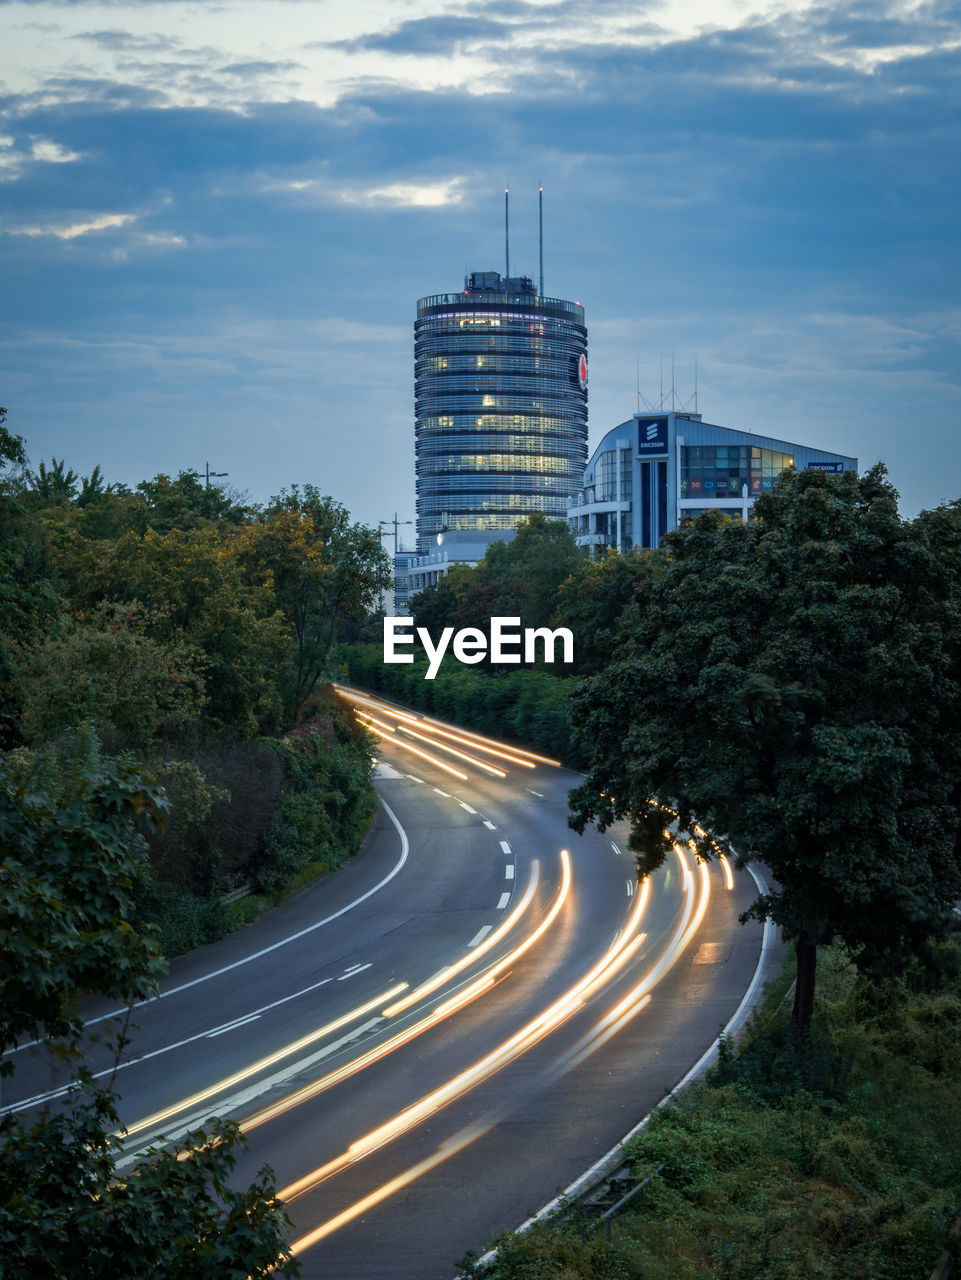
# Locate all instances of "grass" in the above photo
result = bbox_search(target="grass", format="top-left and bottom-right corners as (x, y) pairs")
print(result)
(458, 942), (961, 1280)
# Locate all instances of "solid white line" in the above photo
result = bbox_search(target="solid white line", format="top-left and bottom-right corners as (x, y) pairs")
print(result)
(206, 1014), (261, 1039)
(496, 893), (511, 910)
(48, 798), (411, 1037)
(505, 865), (515, 880)
(483, 820), (496, 830)
(2, 972), (340, 1115)
(484, 860), (780, 1260)
(527, 789), (544, 797)
(611, 842), (622, 855)
(338, 964), (372, 981)
(468, 926), (493, 948)
(459, 802), (477, 814)
(626, 880), (634, 897)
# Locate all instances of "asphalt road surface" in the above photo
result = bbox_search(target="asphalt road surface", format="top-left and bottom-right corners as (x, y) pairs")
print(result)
(6, 687), (775, 1279)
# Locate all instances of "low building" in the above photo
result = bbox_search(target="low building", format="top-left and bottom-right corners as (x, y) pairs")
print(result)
(399, 530), (516, 610)
(568, 411), (857, 553)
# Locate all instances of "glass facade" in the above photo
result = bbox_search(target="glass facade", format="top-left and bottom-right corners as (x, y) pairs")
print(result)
(680, 444), (794, 499)
(415, 272), (588, 550)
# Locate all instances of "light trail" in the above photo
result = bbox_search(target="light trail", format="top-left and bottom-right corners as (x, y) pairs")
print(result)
(353, 713), (469, 780)
(285, 848), (725, 1258)
(277, 852), (653, 1205)
(118, 985), (408, 1141)
(382, 862), (540, 1017)
(718, 853), (735, 890)
(334, 685), (560, 766)
(243, 853), (573, 1135)
(395, 723), (508, 777)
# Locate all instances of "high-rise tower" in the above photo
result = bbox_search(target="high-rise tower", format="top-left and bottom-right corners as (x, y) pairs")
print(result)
(414, 270), (588, 552)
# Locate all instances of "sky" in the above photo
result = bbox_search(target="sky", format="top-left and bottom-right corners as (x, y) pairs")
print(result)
(1, 0), (959, 537)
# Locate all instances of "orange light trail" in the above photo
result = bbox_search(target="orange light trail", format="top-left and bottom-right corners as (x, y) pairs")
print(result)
(244, 855), (571, 1137)
(383, 861), (540, 1017)
(353, 713), (469, 780)
(396, 723), (507, 777)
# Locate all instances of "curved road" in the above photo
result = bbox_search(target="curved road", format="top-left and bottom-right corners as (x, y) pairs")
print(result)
(5, 687), (771, 1279)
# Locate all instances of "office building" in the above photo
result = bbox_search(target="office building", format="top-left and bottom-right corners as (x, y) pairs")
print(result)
(569, 410), (857, 553)
(415, 270), (588, 552)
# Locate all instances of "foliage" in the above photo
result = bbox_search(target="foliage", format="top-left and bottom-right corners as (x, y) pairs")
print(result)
(461, 944), (961, 1280)
(0, 729), (165, 1060)
(0, 411), (64, 747)
(0, 1092), (297, 1278)
(16, 602), (207, 750)
(568, 466), (961, 1032)
(342, 642), (585, 766)
(0, 731), (297, 1275)
(231, 486), (391, 720)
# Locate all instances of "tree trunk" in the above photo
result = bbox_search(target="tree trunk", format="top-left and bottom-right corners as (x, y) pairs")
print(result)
(792, 931), (817, 1041)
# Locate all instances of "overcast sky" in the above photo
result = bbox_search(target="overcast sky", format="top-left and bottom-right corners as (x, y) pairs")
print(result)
(2, 0), (958, 536)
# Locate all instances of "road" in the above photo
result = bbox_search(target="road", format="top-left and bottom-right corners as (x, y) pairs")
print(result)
(5, 687), (772, 1278)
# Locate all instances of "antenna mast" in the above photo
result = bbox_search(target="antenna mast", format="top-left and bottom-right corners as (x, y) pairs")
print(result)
(538, 185), (544, 296)
(505, 187), (510, 281)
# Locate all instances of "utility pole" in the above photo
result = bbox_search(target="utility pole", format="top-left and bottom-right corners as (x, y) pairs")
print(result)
(199, 462), (228, 488)
(379, 513), (413, 556)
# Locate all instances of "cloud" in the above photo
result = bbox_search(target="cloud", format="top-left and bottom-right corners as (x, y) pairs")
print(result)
(3, 211), (136, 239)
(264, 174), (468, 208)
(332, 14), (514, 56)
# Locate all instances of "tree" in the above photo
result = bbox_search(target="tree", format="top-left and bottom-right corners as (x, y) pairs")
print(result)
(0, 731), (298, 1276)
(568, 466), (961, 1036)
(554, 546), (666, 675)
(231, 487), (391, 721)
(0, 411), (64, 747)
(15, 601), (207, 751)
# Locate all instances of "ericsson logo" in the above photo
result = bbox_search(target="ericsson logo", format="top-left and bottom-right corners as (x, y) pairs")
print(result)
(646, 423), (658, 442)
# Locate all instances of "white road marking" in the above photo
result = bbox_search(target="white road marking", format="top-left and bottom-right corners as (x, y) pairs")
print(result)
(114, 1017), (385, 1168)
(433, 788), (451, 797)
(407, 775), (425, 784)
(496, 893), (511, 909)
(483, 820), (496, 830)
(338, 963), (372, 981)
(611, 841), (622, 856)
(499, 841), (512, 855)
(24, 799), (410, 1042)
(505, 865), (515, 880)
(2, 973), (337, 1115)
(459, 802), (477, 814)
(527, 789), (544, 797)
(206, 1014), (261, 1038)
(626, 880), (634, 897)
(468, 926), (493, 947)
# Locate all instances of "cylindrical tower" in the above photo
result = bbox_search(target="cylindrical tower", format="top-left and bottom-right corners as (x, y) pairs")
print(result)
(415, 270), (588, 551)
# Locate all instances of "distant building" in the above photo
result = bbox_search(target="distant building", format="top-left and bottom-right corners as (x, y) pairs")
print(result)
(568, 411), (857, 553)
(401, 529), (515, 609)
(415, 270), (588, 553)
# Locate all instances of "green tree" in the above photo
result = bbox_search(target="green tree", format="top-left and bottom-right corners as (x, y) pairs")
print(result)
(233, 487), (391, 721)
(0, 411), (64, 746)
(554, 546), (666, 675)
(568, 466), (961, 1036)
(0, 731), (297, 1276)
(16, 601), (206, 750)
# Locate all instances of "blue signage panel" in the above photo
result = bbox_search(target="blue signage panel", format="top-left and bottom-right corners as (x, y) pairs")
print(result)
(806, 460), (845, 472)
(636, 417), (669, 457)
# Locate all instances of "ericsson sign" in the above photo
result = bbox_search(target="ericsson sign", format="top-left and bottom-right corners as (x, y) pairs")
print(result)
(635, 416), (669, 458)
